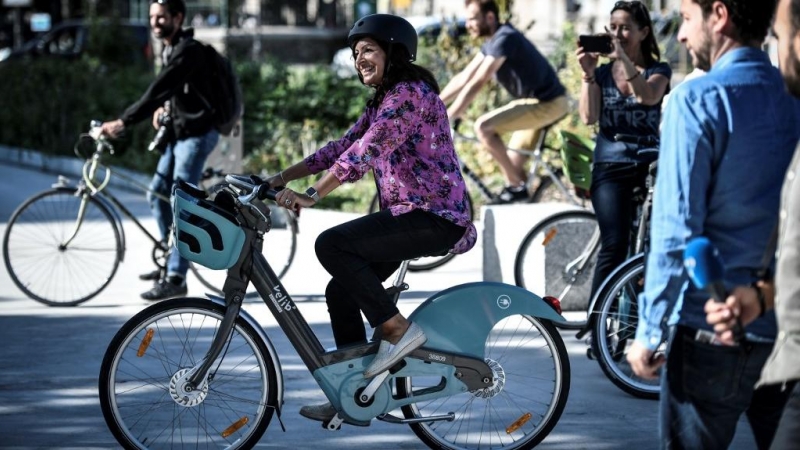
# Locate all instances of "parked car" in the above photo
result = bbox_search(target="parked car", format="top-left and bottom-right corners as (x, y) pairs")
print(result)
(331, 16), (467, 78)
(0, 19), (152, 67)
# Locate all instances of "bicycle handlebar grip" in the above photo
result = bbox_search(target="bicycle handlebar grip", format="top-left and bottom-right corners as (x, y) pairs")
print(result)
(255, 184), (279, 201)
(452, 118), (463, 132)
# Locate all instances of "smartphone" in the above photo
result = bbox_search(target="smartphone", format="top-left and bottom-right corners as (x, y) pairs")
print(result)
(579, 35), (613, 54)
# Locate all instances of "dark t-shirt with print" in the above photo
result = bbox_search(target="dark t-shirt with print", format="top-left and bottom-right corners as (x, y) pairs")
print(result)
(593, 61), (672, 163)
(480, 23), (565, 102)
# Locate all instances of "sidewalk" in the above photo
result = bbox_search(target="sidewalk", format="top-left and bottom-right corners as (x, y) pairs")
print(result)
(0, 161), (763, 449)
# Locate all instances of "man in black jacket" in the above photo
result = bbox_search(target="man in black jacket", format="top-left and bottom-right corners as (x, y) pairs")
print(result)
(101, 0), (219, 301)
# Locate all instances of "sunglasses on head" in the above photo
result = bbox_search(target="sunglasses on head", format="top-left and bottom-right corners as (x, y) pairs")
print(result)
(613, 1), (648, 14)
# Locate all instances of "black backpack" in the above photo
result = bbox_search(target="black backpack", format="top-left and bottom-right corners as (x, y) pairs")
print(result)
(200, 43), (243, 136)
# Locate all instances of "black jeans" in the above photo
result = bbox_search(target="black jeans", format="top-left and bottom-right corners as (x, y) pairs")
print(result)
(589, 162), (649, 296)
(315, 209), (465, 348)
(770, 381), (800, 449)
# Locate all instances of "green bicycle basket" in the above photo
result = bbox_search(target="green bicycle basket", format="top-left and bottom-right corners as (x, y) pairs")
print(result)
(559, 130), (595, 191)
(172, 188), (246, 270)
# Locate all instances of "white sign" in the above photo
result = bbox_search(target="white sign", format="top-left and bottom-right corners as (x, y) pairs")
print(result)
(2, 0), (32, 7)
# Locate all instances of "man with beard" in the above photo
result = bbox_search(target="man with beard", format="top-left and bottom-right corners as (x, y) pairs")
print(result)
(704, 0), (800, 446)
(100, 0), (220, 301)
(627, 0), (800, 448)
(439, 0), (568, 203)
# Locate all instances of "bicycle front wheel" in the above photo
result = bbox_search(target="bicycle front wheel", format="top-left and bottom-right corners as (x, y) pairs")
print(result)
(590, 255), (660, 399)
(3, 188), (122, 306)
(190, 204), (297, 297)
(514, 210), (598, 329)
(398, 315), (570, 449)
(368, 192), (473, 272)
(99, 298), (279, 449)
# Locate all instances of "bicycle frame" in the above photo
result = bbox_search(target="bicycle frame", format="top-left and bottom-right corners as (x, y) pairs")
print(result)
(56, 138), (168, 260)
(184, 180), (566, 425)
(453, 129), (583, 207)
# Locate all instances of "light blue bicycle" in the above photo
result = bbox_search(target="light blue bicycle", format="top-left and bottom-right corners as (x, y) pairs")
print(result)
(98, 174), (571, 449)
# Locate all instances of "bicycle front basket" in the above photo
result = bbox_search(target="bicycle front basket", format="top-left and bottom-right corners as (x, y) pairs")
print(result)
(172, 188), (246, 270)
(559, 130), (595, 191)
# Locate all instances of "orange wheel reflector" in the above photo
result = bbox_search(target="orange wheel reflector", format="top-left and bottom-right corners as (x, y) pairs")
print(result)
(506, 412), (532, 434)
(221, 416), (249, 438)
(542, 228), (558, 246)
(136, 328), (155, 357)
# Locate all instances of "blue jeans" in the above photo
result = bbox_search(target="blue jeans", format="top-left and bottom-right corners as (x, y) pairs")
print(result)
(660, 326), (790, 449)
(148, 130), (219, 279)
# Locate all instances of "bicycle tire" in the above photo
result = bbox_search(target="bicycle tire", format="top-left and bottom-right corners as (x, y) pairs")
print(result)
(590, 254), (660, 399)
(99, 297), (279, 449)
(398, 315), (570, 449)
(190, 204), (297, 297)
(514, 210), (598, 330)
(3, 188), (122, 306)
(367, 192), (473, 272)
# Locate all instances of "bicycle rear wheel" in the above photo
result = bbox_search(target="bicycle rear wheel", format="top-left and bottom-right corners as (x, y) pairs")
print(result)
(514, 210), (598, 329)
(190, 204), (297, 297)
(99, 298), (279, 449)
(367, 193), (473, 272)
(398, 315), (570, 449)
(3, 188), (122, 306)
(590, 255), (660, 399)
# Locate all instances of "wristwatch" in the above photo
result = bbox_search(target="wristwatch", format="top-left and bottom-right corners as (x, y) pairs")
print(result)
(305, 187), (321, 203)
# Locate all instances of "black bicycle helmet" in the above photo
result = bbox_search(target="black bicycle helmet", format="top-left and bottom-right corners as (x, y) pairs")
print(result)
(347, 14), (417, 62)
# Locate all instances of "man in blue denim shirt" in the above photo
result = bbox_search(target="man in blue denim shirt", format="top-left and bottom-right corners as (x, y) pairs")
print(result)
(627, 0), (800, 448)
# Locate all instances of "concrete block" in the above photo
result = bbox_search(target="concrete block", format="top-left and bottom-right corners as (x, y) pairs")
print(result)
(481, 202), (584, 286)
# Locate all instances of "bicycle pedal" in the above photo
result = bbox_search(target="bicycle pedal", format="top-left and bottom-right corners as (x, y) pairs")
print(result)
(324, 414), (344, 431)
(586, 347), (596, 360)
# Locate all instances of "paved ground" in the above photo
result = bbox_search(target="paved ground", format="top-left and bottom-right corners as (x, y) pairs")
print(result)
(0, 162), (758, 449)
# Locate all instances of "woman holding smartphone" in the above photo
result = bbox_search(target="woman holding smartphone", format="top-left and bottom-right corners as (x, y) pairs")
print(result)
(577, 0), (671, 298)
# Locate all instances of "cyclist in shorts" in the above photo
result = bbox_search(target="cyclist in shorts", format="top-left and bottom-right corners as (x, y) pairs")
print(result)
(440, 0), (569, 203)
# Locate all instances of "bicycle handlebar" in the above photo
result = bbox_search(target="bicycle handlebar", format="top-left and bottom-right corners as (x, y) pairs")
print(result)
(224, 174), (279, 202)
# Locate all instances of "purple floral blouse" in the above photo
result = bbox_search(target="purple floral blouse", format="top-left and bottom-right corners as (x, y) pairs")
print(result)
(304, 80), (477, 254)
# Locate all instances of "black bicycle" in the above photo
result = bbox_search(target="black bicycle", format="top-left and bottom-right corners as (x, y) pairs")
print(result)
(2, 122), (297, 306)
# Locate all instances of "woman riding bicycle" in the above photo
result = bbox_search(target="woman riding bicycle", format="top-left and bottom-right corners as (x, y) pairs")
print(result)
(262, 14), (477, 425)
(577, 0), (671, 297)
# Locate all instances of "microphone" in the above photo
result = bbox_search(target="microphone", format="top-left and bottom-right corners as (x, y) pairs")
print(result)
(683, 237), (744, 343)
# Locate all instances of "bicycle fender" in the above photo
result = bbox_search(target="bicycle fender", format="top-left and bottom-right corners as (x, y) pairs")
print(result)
(408, 282), (564, 360)
(205, 294), (285, 409)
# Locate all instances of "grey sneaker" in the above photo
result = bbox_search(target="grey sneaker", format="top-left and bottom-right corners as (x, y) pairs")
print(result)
(364, 322), (427, 378)
(299, 402), (370, 427)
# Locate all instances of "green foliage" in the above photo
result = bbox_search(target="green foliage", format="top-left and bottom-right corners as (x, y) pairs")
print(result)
(0, 45), (158, 173)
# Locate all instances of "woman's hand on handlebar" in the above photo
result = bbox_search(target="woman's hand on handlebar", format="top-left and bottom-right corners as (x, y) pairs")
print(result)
(274, 188), (314, 213)
(100, 119), (125, 139)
